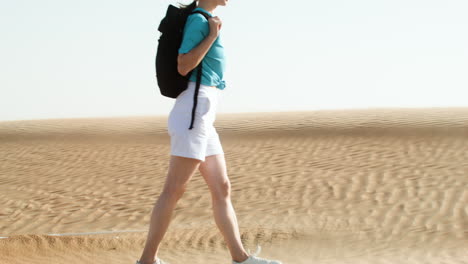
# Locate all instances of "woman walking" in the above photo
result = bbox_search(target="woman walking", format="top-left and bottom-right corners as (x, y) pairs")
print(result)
(136, 1), (282, 264)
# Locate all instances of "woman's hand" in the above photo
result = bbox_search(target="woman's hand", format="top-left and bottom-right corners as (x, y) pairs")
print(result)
(208, 16), (222, 38)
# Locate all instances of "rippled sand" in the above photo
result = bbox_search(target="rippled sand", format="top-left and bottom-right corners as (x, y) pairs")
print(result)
(1, 107), (467, 264)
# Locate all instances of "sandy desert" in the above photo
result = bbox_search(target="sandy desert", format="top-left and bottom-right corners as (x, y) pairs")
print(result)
(1, 107), (467, 264)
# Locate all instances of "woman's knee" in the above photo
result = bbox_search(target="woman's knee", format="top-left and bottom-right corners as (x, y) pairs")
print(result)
(162, 155), (201, 200)
(213, 180), (231, 199)
(161, 184), (186, 201)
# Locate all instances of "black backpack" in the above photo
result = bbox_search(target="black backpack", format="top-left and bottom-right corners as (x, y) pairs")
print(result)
(156, 4), (211, 130)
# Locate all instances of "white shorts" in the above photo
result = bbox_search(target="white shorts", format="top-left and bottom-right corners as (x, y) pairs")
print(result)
(167, 81), (224, 162)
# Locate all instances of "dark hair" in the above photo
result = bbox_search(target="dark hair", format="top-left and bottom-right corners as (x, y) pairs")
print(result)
(178, 0), (197, 11)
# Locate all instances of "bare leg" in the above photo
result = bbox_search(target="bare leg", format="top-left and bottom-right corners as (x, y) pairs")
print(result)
(199, 154), (250, 263)
(138, 155), (202, 264)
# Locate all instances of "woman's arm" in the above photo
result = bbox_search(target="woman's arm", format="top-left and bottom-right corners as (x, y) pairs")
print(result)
(177, 16), (222, 76)
(177, 33), (217, 76)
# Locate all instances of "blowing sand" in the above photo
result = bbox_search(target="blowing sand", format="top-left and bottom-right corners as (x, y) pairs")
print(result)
(0, 107), (467, 264)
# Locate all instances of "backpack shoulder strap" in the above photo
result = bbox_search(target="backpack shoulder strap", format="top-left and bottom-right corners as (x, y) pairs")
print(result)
(187, 10), (212, 130)
(190, 10), (211, 21)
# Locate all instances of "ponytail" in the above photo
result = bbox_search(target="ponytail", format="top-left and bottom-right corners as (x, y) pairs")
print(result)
(178, 0), (197, 11)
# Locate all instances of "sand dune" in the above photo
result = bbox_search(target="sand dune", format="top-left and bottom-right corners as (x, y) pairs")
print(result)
(1, 107), (467, 264)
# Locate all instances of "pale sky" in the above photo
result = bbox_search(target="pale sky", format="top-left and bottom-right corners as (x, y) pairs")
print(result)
(1, 0), (467, 121)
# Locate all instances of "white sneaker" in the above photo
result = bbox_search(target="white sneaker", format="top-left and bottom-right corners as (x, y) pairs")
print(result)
(232, 245), (283, 264)
(136, 258), (169, 264)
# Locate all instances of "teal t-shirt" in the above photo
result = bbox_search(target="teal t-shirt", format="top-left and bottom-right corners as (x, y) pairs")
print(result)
(178, 7), (226, 90)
